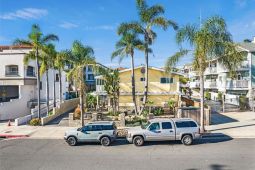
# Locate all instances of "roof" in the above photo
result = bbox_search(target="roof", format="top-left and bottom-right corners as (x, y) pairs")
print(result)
(119, 65), (185, 76)
(238, 42), (255, 52)
(0, 45), (33, 51)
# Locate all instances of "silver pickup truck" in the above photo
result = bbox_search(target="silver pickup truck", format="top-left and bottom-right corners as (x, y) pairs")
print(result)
(126, 118), (200, 146)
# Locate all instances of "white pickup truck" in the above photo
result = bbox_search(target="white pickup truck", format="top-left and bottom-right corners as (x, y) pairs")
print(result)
(126, 118), (201, 146)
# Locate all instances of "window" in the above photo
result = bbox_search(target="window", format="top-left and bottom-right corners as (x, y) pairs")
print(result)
(83, 125), (93, 131)
(175, 121), (197, 128)
(149, 123), (160, 131)
(5, 65), (18, 76)
(140, 77), (145, 81)
(92, 125), (102, 131)
(56, 74), (60, 82)
(162, 122), (172, 129)
(102, 125), (115, 130)
(88, 74), (94, 80)
(140, 97), (143, 102)
(26, 66), (35, 77)
(87, 66), (93, 72)
(160, 77), (173, 84)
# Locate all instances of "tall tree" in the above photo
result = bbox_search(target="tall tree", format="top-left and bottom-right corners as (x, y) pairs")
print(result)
(103, 69), (120, 114)
(66, 41), (96, 126)
(56, 50), (69, 104)
(112, 32), (144, 115)
(14, 24), (58, 119)
(165, 16), (245, 132)
(118, 0), (178, 114)
(40, 44), (57, 115)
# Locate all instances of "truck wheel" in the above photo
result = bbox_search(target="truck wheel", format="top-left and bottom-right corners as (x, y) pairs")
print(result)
(101, 136), (111, 146)
(181, 135), (193, 145)
(133, 136), (144, 146)
(67, 136), (77, 146)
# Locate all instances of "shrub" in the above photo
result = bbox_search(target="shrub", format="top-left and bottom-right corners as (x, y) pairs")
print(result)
(217, 92), (222, 102)
(205, 91), (211, 100)
(239, 95), (249, 110)
(153, 107), (164, 116)
(74, 107), (81, 120)
(108, 111), (120, 116)
(29, 118), (41, 126)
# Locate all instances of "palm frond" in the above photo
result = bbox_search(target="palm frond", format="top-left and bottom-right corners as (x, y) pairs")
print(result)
(117, 22), (144, 35)
(165, 49), (189, 72)
(42, 34), (59, 43)
(23, 51), (36, 65)
(13, 39), (32, 46)
(176, 24), (197, 45)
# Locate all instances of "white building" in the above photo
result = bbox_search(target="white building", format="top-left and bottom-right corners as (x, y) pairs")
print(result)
(185, 38), (255, 106)
(0, 45), (69, 120)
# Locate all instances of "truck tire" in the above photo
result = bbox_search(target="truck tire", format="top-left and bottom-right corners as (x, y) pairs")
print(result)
(133, 136), (144, 146)
(67, 136), (77, 146)
(100, 136), (111, 146)
(181, 135), (193, 145)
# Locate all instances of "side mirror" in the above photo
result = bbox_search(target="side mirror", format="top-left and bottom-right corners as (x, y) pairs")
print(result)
(77, 127), (82, 131)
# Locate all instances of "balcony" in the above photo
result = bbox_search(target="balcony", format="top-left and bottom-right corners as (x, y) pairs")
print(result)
(204, 81), (217, 89)
(204, 67), (217, 75)
(226, 80), (249, 89)
(189, 81), (200, 88)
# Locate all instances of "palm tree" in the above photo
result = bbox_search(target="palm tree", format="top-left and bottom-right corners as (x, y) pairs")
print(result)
(14, 24), (59, 119)
(118, 0), (178, 114)
(66, 41), (96, 126)
(40, 44), (57, 115)
(56, 50), (69, 104)
(112, 32), (143, 115)
(165, 16), (245, 132)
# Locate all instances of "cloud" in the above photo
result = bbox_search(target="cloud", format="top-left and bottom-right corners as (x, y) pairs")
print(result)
(59, 21), (78, 29)
(0, 8), (48, 20)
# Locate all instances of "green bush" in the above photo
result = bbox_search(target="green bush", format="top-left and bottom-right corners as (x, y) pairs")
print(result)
(153, 107), (164, 116)
(217, 92), (222, 102)
(125, 116), (147, 127)
(239, 95), (249, 110)
(29, 118), (41, 126)
(205, 91), (211, 100)
(108, 111), (120, 116)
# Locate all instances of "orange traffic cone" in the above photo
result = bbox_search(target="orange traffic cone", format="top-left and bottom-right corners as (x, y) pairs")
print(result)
(7, 120), (11, 126)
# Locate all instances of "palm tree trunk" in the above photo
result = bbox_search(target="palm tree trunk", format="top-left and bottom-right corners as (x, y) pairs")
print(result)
(46, 69), (50, 115)
(139, 44), (149, 115)
(199, 71), (205, 133)
(58, 68), (62, 103)
(131, 53), (138, 115)
(80, 67), (84, 126)
(53, 65), (56, 107)
(36, 47), (41, 119)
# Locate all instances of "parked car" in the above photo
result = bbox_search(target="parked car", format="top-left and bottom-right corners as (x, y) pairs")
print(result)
(126, 118), (200, 146)
(64, 121), (117, 146)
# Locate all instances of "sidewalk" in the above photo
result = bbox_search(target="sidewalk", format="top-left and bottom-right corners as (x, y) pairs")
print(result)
(0, 122), (74, 139)
(205, 111), (255, 138)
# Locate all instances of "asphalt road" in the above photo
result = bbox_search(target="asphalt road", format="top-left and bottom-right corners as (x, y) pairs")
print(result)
(0, 138), (255, 170)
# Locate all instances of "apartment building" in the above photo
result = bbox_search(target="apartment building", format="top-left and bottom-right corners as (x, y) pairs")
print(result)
(0, 45), (68, 120)
(95, 66), (183, 108)
(185, 38), (255, 106)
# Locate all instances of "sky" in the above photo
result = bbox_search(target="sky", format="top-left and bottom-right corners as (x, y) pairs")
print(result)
(0, 0), (255, 68)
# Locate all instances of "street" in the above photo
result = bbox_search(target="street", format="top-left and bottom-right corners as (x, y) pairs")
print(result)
(0, 138), (254, 170)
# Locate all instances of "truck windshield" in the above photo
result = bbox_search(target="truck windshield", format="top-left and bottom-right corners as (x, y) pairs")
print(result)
(141, 121), (150, 129)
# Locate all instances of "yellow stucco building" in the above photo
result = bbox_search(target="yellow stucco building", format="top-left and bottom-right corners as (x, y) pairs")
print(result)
(95, 66), (183, 108)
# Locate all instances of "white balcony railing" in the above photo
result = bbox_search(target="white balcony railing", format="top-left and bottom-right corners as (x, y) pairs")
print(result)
(204, 81), (217, 88)
(226, 80), (249, 89)
(205, 67), (217, 75)
(96, 85), (105, 93)
(189, 81), (200, 88)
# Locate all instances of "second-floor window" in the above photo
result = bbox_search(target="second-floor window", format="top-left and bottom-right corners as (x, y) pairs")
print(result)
(87, 66), (93, 72)
(140, 77), (145, 81)
(88, 74), (94, 80)
(56, 73), (60, 82)
(160, 77), (173, 84)
(5, 65), (19, 76)
(26, 66), (35, 77)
